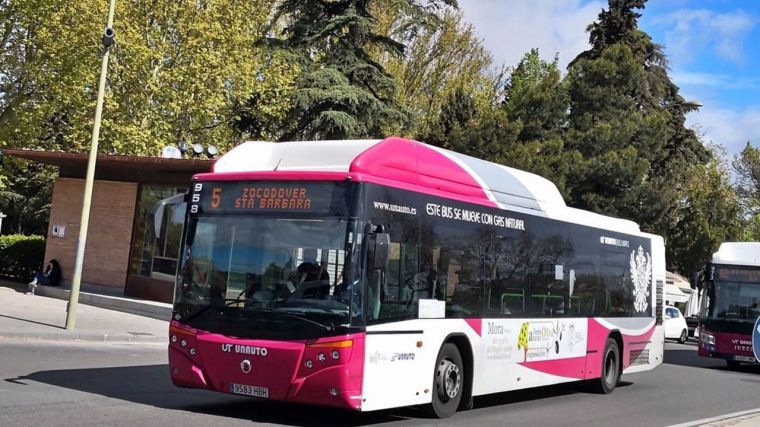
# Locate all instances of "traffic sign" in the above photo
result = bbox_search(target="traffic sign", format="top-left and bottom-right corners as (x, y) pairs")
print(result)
(753, 316), (760, 363)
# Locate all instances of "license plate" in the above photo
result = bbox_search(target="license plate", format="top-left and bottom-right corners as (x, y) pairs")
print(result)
(230, 383), (269, 398)
(734, 355), (757, 363)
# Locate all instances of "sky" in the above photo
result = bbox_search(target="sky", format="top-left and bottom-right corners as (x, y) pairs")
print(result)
(457, 0), (760, 158)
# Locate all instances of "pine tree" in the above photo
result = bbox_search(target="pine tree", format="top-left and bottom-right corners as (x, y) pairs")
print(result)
(501, 49), (572, 194)
(565, 0), (711, 248)
(503, 49), (566, 143)
(264, 0), (456, 140)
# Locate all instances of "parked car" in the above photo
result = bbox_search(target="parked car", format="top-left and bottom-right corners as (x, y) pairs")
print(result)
(664, 305), (689, 343)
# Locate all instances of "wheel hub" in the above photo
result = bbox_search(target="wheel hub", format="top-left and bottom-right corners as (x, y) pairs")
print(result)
(437, 358), (461, 400)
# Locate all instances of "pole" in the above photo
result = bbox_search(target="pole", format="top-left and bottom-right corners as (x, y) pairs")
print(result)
(66, 0), (117, 330)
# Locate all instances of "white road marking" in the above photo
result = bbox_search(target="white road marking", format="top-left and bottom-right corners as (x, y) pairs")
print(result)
(666, 408), (760, 427)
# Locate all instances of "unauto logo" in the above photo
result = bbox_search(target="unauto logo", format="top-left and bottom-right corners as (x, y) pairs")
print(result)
(390, 352), (415, 361)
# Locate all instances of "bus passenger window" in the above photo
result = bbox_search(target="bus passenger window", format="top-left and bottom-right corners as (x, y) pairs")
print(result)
(444, 247), (481, 317)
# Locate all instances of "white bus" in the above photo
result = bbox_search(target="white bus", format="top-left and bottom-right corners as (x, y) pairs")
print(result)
(168, 137), (665, 418)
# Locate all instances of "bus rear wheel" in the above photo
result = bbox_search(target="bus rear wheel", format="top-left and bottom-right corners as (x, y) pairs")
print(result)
(590, 338), (620, 394)
(428, 343), (464, 418)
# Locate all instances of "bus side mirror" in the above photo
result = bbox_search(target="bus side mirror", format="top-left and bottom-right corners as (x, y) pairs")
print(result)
(150, 193), (187, 238)
(367, 232), (390, 270)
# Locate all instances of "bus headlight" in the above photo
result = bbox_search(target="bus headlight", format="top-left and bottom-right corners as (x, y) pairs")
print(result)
(700, 331), (715, 345)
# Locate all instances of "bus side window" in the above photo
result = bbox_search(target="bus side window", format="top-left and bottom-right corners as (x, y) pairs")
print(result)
(371, 217), (420, 322)
(485, 261), (527, 317)
(527, 262), (553, 316)
(429, 224), (481, 318)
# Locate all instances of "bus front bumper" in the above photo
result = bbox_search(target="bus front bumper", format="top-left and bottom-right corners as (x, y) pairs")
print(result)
(168, 323), (366, 410)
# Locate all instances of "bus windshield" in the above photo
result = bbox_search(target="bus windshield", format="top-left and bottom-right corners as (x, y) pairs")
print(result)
(173, 215), (361, 339)
(702, 267), (760, 322)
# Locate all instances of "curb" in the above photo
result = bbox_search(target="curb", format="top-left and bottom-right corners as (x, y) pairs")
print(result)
(34, 286), (173, 321)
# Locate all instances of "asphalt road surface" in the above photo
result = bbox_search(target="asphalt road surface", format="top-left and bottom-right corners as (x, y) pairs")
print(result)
(1, 339), (758, 427)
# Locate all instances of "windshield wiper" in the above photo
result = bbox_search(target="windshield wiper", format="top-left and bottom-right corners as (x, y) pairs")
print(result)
(253, 308), (335, 332)
(181, 297), (247, 321)
(181, 299), (336, 332)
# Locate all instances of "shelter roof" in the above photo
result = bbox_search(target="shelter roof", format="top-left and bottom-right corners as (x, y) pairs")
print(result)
(3, 149), (212, 185)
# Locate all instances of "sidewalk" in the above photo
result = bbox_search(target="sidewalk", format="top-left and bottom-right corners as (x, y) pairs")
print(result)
(0, 285), (169, 344)
(10, 278), (174, 320)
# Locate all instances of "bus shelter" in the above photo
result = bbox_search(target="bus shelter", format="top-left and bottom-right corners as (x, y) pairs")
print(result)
(4, 149), (212, 303)
(665, 271), (693, 313)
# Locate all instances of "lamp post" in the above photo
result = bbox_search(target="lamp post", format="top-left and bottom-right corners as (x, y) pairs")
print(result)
(66, 0), (117, 330)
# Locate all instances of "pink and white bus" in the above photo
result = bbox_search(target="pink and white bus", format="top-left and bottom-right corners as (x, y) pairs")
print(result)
(168, 137), (665, 417)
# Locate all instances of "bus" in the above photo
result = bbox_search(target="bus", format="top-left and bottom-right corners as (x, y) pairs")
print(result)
(696, 242), (760, 367)
(168, 137), (666, 418)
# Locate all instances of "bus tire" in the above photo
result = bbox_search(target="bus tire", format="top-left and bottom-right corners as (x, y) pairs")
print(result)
(428, 343), (464, 418)
(590, 338), (620, 394)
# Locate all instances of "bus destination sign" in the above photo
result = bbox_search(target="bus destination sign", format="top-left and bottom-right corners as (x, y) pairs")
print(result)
(716, 267), (760, 283)
(189, 181), (343, 215)
(233, 185), (311, 210)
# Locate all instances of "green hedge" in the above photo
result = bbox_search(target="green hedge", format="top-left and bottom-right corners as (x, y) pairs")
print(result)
(0, 234), (46, 281)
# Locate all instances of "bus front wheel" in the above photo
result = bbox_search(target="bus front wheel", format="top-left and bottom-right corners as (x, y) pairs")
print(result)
(428, 343), (464, 418)
(590, 338), (620, 394)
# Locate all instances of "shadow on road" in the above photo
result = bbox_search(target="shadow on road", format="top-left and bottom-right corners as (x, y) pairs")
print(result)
(471, 380), (631, 411)
(18, 364), (413, 426)
(0, 314), (63, 329)
(13, 364), (613, 426)
(665, 346), (760, 375)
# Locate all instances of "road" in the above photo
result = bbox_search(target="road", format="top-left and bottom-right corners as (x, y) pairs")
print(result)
(0, 339), (758, 427)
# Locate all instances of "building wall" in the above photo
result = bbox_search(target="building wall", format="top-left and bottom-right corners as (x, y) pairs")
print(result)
(45, 178), (138, 288)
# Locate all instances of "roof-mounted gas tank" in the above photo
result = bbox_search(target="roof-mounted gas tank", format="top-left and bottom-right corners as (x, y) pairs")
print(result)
(212, 137), (566, 212)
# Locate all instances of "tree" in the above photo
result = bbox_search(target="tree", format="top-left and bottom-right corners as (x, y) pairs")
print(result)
(733, 143), (760, 216)
(666, 155), (743, 275)
(503, 49), (566, 143)
(103, 0), (282, 154)
(0, 159), (54, 235)
(420, 47), (577, 196)
(372, 7), (497, 138)
(1, 0), (282, 155)
(437, 86), (477, 138)
(264, 0), (457, 140)
(437, 107), (522, 165)
(565, 0), (710, 237)
(498, 49), (574, 194)
(731, 143), (760, 241)
(0, 0), (102, 152)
